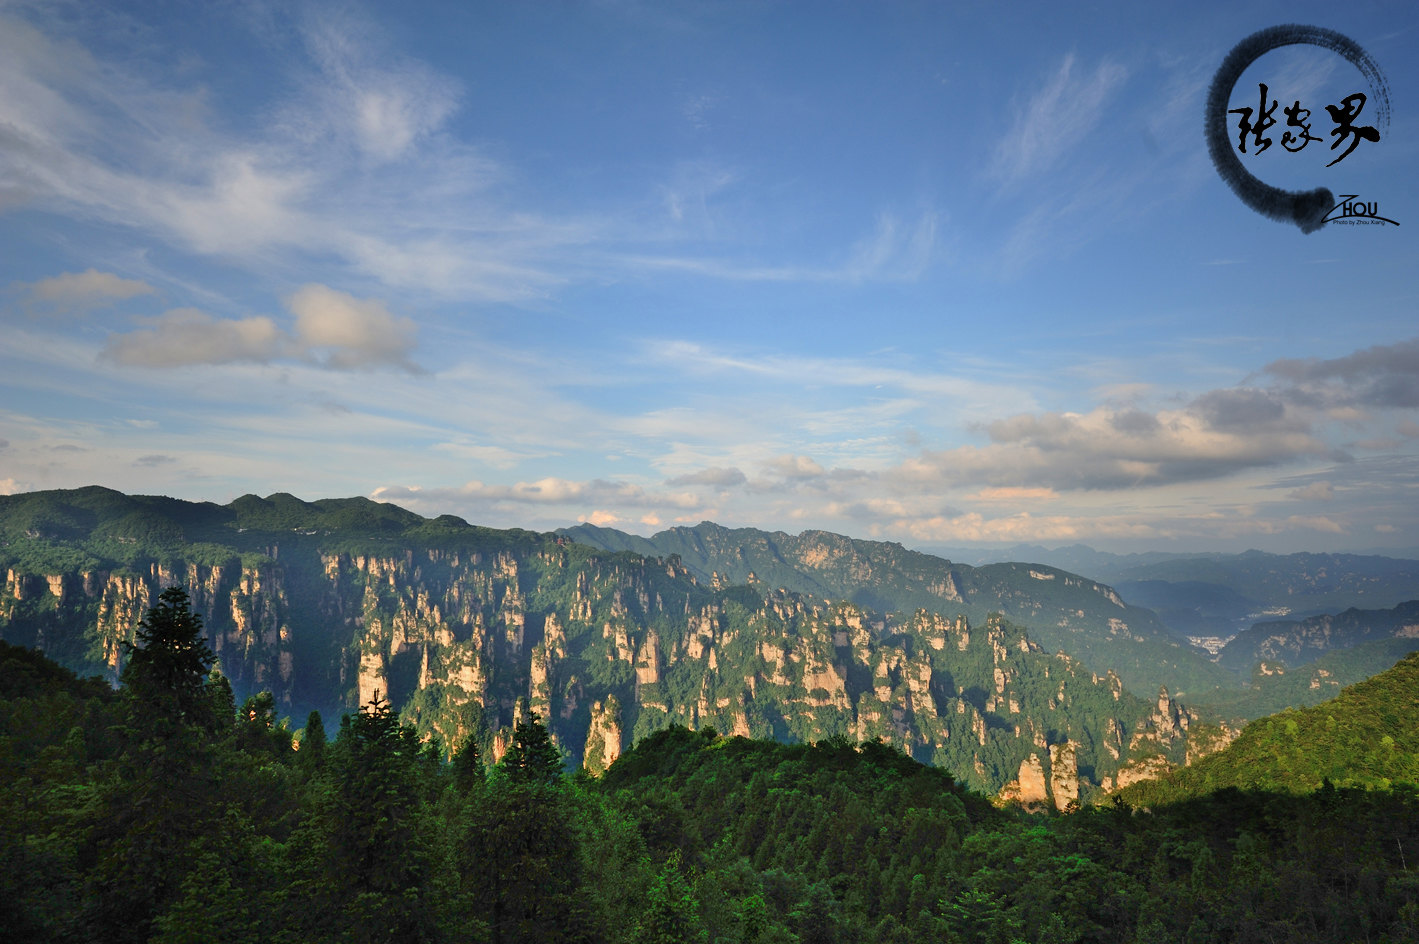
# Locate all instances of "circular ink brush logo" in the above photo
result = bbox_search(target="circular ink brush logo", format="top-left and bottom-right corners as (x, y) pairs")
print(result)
(1205, 24), (1395, 232)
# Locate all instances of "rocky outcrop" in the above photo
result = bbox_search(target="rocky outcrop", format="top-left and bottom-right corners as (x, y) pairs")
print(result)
(996, 741), (1080, 811)
(999, 754), (1051, 810)
(583, 696), (623, 775)
(1049, 741), (1079, 811)
(2, 532), (1196, 794)
(1101, 755), (1172, 792)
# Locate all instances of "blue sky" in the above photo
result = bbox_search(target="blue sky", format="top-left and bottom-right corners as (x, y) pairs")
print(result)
(1, 0), (1416, 553)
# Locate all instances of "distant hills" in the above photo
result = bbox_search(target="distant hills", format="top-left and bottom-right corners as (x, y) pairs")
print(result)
(924, 542), (1419, 644)
(1190, 636), (1419, 720)
(1218, 600), (1419, 674)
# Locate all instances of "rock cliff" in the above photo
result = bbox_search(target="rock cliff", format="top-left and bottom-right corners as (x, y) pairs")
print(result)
(0, 487), (1201, 795)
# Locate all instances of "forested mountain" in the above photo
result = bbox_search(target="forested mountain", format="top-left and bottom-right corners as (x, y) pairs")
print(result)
(560, 521), (1230, 697)
(4, 629), (1417, 944)
(0, 486), (1207, 796)
(1218, 600), (1419, 674)
(1117, 652), (1419, 806)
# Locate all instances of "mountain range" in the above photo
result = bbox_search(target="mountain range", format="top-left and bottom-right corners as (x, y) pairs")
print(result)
(3, 486), (1418, 799)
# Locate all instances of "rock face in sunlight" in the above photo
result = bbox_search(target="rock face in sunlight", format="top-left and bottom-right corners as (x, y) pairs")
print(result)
(995, 740), (1081, 811)
(582, 696), (623, 775)
(1049, 740), (1079, 810)
(560, 520), (1236, 699)
(0, 487), (1218, 795)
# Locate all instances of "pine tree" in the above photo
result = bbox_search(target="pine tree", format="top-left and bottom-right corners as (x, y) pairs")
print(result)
(298, 709), (326, 773)
(467, 713), (590, 943)
(501, 710), (563, 785)
(83, 586), (225, 944)
(320, 692), (438, 943)
(121, 586), (219, 733)
(453, 732), (484, 792)
(633, 852), (707, 944)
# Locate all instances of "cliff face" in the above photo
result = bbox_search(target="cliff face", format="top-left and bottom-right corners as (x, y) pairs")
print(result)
(0, 547), (1191, 794)
(0, 488), (1198, 794)
(561, 521), (1234, 698)
(4, 559), (298, 706)
(995, 740), (1081, 812)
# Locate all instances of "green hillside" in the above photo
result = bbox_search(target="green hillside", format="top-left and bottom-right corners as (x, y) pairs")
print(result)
(1118, 652), (1419, 806)
(5, 629), (1419, 944)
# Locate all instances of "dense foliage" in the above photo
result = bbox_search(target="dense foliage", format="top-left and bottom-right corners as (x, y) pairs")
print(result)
(4, 590), (1418, 943)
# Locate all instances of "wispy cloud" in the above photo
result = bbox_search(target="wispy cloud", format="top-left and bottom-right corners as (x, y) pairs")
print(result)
(0, 7), (576, 302)
(621, 211), (939, 284)
(992, 54), (1127, 184)
(0, 7), (946, 303)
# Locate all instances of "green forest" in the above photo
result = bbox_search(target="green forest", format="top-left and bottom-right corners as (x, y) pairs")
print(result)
(4, 587), (1418, 944)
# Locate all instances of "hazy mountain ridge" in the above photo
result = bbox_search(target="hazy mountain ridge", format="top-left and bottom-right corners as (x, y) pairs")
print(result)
(561, 521), (1232, 697)
(1218, 600), (1419, 675)
(0, 487), (1206, 795)
(948, 543), (1419, 646)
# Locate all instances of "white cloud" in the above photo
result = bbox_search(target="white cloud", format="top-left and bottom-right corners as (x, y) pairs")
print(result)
(287, 284), (417, 370)
(766, 454), (826, 480)
(19, 269), (155, 313)
(100, 308), (289, 367)
(894, 400), (1328, 492)
(971, 487), (1059, 503)
(665, 466), (747, 487)
(98, 284), (419, 371)
(1289, 481), (1334, 501)
(1281, 515), (1344, 535)
(372, 477), (705, 513)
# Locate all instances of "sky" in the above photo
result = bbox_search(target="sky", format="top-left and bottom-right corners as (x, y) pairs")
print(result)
(1, 0), (1416, 555)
